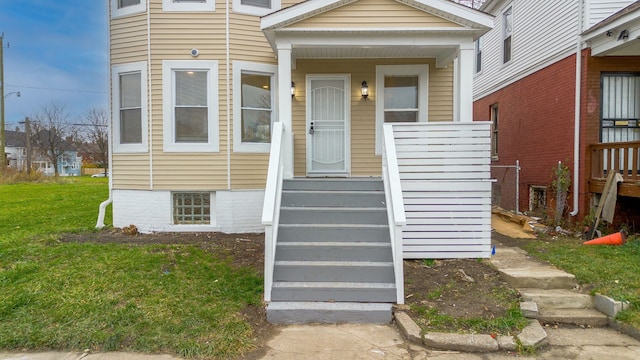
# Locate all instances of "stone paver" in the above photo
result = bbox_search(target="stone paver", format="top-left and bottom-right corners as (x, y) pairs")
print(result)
(545, 327), (640, 347)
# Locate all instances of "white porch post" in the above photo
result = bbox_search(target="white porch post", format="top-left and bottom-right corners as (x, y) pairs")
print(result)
(457, 44), (474, 123)
(277, 43), (294, 178)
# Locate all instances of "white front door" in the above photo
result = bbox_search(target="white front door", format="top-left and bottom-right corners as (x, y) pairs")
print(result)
(306, 75), (350, 175)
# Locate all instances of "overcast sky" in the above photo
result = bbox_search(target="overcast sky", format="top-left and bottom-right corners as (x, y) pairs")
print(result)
(1, 0), (108, 129)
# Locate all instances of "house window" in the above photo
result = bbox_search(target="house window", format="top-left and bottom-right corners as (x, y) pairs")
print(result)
(112, 62), (148, 153)
(601, 73), (640, 143)
(475, 37), (482, 73)
(502, 6), (513, 64)
(162, 60), (219, 152)
(233, 61), (277, 153)
(111, 0), (146, 18)
(233, 0), (280, 16)
(162, 0), (215, 12)
(375, 65), (428, 154)
(173, 192), (211, 225)
(491, 103), (499, 159)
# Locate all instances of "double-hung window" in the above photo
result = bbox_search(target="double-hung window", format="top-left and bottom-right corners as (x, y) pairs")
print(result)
(502, 6), (513, 64)
(233, 61), (277, 153)
(163, 60), (219, 152)
(111, 0), (146, 18)
(375, 65), (428, 154)
(233, 0), (281, 16)
(162, 0), (215, 12)
(112, 62), (148, 153)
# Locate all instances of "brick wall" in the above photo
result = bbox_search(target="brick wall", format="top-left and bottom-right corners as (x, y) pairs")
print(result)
(474, 54), (577, 217)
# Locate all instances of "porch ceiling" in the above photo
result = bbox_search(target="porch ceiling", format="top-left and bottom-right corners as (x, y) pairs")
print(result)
(291, 45), (455, 62)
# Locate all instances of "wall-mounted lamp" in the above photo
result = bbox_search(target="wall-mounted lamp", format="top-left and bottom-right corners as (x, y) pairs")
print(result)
(291, 81), (295, 97)
(361, 81), (369, 100)
(618, 29), (629, 41)
(606, 30), (614, 37)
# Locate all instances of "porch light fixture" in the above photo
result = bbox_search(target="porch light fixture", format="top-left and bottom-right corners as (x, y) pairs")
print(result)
(291, 81), (295, 97)
(361, 81), (369, 100)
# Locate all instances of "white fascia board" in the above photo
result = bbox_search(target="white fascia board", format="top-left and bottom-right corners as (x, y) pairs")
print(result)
(261, 0), (353, 30)
(480, 0), (509, 14)
(405, 0), (494, 29)
(276, 30), (475, 47)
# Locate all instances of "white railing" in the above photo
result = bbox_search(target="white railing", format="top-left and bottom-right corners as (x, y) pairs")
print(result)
(261, 122), (286, 302)
(382, 123), (407, 305)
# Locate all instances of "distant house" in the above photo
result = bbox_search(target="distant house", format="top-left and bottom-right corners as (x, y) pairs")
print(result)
(4, 129), (82, 177)
(473, 0), (640, 224)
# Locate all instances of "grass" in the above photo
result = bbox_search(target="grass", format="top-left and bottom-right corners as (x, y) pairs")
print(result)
(519, 234), (640, 329)
(0, 177), (263, 359)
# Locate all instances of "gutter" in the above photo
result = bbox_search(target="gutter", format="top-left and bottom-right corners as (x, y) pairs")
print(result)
(570, 0), (583, 217)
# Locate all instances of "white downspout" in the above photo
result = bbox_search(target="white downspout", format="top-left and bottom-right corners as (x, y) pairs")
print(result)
(570, 0), (583, 217)
(97, 0), (113, 229)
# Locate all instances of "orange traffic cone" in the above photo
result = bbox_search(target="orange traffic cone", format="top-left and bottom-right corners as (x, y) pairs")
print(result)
(583, 230), (627, 246)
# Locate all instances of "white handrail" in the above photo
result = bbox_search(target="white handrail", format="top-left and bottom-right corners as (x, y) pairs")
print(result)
(261, 121), (286, 302)
(382, 123), (406, 304)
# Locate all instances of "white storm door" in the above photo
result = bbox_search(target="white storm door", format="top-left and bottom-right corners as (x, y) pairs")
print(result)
(306, 75), (350, 175)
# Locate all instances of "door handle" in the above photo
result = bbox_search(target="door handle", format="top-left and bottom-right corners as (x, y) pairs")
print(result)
(309, 122), (315, 135)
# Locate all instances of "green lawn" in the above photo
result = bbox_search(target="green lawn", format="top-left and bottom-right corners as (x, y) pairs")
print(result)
(0, 178), (263, 359)
(520, 234), (640, 328)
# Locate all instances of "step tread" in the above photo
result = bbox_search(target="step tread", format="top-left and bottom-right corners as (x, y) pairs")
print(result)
(273, 281), (395, 288)
(275, 261), (394, 266)
(281, 206), (387, 211)
(267, 301), (392, 311)
(279, 224), (389, 229)
(537, 308), (609, 326)
(277, 242), (391, 247)
(283, 190), (384, 194)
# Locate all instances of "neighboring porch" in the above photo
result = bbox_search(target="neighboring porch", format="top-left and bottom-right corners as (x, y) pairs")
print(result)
(588, 141), (640, 198)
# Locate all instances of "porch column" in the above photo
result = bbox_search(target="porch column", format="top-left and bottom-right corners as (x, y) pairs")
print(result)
(457, 45), (474, 122)
(277, 44), (294, 178)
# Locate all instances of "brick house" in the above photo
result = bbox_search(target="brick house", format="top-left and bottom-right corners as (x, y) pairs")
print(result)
(473, 0), (640, 226)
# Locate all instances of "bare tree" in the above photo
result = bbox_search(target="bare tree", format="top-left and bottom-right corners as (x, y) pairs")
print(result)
(31, 103), (77, 177)
(453, 0), (486, 9)
(81, 108), (109, 175)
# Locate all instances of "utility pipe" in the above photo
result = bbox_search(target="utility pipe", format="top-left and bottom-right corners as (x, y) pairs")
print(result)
(570, 0), (583, 217)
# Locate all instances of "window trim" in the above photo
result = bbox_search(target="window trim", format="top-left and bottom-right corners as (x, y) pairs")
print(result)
(502, 5), (513, 65)
(112, 62), (148, 154)
(375, 64), (429, 155)
(162, 0), (215, 12)
(490, 103), (499, 160)
(232, 61), (278, 153)
(232, 0), (281, 16)
(111, 0), (146, 18)
(475, 37), (482, 74)
(162, 60), (219, 153)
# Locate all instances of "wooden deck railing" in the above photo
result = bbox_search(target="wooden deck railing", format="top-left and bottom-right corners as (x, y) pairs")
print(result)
(589, 141), (640, 181)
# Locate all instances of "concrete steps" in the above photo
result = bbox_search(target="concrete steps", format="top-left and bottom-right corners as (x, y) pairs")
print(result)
(267, 178), (396, 324)
(491, 245), (611, 328)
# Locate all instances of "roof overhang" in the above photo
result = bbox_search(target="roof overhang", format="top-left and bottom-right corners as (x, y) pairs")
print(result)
(583, 2), (640, 57)
(261, 0), (493, 67)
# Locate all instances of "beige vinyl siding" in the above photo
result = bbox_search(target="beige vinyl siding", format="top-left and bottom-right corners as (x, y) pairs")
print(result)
(428, 65), (454, 121)
(110, 10), (150, 190)
(229, 14), (278, 189)
(111, 154), (151, 189)
(290, 0), (462, 29)
(292, 58), (454, 177)
(148, 0), (229, 191)
(111, 15), (148, 64)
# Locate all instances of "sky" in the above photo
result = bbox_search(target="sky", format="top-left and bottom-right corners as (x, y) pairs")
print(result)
(1, 0), (108, 129)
